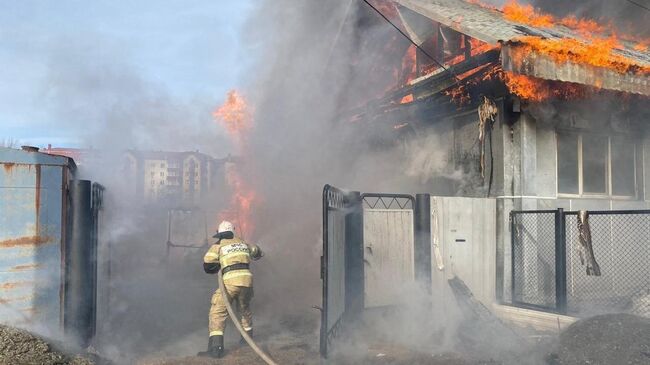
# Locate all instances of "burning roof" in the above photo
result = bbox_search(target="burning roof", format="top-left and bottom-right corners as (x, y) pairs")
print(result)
(394, 0), (650, 96)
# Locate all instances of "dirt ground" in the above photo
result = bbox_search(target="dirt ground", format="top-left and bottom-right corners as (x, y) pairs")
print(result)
(3, 313), (648, 364)
(136, 343), (492, 365)
(136, 332), (319, 365)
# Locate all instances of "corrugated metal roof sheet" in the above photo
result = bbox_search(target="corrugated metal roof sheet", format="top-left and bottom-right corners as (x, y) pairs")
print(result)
(0, 147), (75, 167)
(395, 0), (650, 95)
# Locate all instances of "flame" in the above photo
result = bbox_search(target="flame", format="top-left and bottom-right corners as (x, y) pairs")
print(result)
(560, 16), (606, 37)
(400, 94), (414, 104)
(499, 1), (649, 75)
(400, 45), (417, 85)
(503, 72), (586, 102)
(444, 63), (590, 104)
(213, 90), (258, 238)
(514, 35), (649, 75)
(214, 90), (252, 149)
(503, 1), (553, 28)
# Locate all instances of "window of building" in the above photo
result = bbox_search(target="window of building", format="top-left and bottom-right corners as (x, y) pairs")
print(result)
(160, 172), (164, 177)
(557, 132), (636, 197)
(160, 163), (165, 168)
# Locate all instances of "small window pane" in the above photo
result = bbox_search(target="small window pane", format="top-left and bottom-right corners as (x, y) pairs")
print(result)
(582, 134), (608, 194)
(611, 137), (635, 196)
(557, 133), (579, 194)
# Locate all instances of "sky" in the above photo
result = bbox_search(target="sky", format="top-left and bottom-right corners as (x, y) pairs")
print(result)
(0, 0), (255, 147)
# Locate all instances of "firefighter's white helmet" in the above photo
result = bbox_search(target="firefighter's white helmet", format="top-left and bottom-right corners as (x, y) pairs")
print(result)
(218, 220), (235, 234)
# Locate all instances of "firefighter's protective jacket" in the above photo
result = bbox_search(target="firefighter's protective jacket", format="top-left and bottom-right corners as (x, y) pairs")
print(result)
(203, 237), (262, 287)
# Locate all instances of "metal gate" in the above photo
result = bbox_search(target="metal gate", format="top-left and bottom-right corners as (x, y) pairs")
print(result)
(320, 185), (430, 358)
(362, 194), (415, 308)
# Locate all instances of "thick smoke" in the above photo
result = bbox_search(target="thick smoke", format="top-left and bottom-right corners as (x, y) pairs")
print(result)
(531, 0), (650, 36)
(43, 35), (230, 156)
(33, 0), (648, 362)
(235, 0), (519, 362)
(38, 34), (235, 362)
(239, 0), (449, 326)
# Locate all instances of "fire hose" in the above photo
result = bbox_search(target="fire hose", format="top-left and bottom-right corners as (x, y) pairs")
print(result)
(217, 272), (279, 365)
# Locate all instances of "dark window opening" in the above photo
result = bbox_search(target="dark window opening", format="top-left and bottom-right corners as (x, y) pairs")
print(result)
(611, 137), (636, 196)
(557, 133), (579, 194)
(582, 134), (608, 194)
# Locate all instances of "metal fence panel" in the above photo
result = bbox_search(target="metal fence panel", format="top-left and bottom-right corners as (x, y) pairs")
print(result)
(565, 211), (650, 316)
(511, 209), (650, 317)
(511, 211), (558, 311)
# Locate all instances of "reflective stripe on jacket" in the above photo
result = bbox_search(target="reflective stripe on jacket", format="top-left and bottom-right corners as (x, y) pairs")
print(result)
(204, 237), (258, 287)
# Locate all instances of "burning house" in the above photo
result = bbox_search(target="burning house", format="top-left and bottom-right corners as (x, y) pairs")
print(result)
(323, 0), (650, 341)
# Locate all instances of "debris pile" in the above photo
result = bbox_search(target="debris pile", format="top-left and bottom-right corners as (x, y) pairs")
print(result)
(0, 325), (94, 365)
(557, 313), (650, 364)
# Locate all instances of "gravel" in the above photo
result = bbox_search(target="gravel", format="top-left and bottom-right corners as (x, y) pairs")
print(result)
(556, 313), (650, 365)
(0, 324), (94, 365)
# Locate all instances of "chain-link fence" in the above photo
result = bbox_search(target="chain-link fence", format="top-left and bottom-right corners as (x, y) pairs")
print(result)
(511, 211), (561, 311)
(565, 211), (650, 316)
(510, 209), (650, 317)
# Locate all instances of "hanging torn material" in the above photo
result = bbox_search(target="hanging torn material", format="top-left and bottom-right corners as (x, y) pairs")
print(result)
(478, 96), (498, 179)
(577, 211), (602, 276)
(431, 199), (444, 271)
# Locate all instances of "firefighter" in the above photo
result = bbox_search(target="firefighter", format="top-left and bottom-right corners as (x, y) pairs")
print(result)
(198, 220), (263, 358)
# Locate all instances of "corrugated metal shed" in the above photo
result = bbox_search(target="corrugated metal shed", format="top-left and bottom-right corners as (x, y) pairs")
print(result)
(395, 0), (650, 95)
(0, 147), (75, 333)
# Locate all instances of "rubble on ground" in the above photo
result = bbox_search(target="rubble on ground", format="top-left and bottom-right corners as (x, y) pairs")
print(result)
(0, 324), (94, 365)
(556, 313), (650, 365)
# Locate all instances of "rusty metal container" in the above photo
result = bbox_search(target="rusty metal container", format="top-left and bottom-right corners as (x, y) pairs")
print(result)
(0, 147), (76, 336)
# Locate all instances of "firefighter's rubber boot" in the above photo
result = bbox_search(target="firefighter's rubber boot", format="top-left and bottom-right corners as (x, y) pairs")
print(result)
(240, 329), (253, 345)
(198, 335), (224, 358)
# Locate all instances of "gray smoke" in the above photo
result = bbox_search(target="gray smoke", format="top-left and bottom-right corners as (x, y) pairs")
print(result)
(239, 0), (450, 326)
(531, 0), (650, 36)
(38, 33), (235, 362)
(42, 34), (230, 156)
(234, 0), (516, 362)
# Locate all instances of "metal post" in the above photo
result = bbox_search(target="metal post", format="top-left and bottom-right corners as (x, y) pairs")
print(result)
(555, 208), (567, 314)
(344, 192), (364, 317)
(510, 212), (516, 303)
(414, 194), (432, 292)
(64, 180), (96, 347)
(320, 185), (330, 358)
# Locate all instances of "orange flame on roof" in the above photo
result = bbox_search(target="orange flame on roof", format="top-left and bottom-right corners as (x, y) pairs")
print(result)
(503, 1), (553, 28)
(503, 72), (587, 102)
(213, 90), (257, 239)
(500, 1), (649, 75)
(514, 35), (649, 75)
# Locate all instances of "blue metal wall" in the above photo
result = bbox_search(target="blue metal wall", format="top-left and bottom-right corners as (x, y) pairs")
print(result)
(0, 148), (74, 334)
